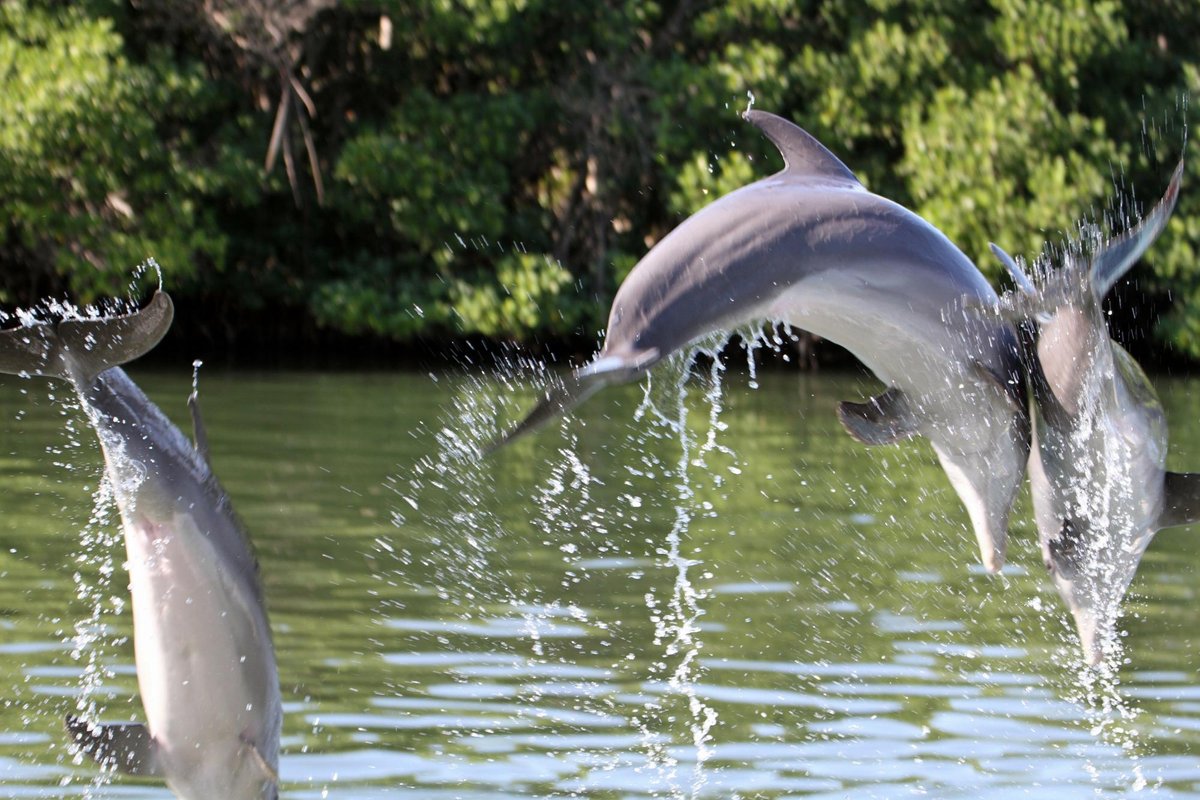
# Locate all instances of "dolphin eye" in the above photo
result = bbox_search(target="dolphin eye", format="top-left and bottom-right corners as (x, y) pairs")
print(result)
(1049, 518), (1085, 578)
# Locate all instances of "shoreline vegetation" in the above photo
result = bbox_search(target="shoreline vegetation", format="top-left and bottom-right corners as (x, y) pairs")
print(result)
(2, 1), (1200, 369)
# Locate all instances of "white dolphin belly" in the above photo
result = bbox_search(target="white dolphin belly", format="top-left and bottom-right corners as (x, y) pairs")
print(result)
(123, 505), (277, 799)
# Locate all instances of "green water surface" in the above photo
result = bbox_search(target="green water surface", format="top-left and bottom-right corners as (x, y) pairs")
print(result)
(0, 366), (1196, 798)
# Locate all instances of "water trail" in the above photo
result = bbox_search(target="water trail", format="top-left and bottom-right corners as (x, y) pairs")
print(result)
(378, 333), (754, 797)
(33, 387), (124, 794)
(6, 300), (124, 793)
(67, 475), (122, 796)
(1035, 242), (1148, 788)
(629, 334), (765, 799)
(1069, 381), (1147, 788)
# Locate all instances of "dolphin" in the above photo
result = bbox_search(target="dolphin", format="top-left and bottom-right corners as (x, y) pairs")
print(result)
(498, 110), (1029, 572)
(991, 161), (1200, 665)
(0, 292), (281, 799)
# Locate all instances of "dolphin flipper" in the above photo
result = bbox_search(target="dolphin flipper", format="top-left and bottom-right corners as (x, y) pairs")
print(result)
(836, 388), (919, 446)
(66, 716), (163, 777)
(0, 292), (173, 386)
(1159, 471), (1200, 529)
(241, 733), (280, 794)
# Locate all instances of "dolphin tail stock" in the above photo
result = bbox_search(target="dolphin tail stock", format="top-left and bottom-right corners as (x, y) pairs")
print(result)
(486, 349), (660, 453)
(66, 715), (163, 778)
(0, 291), (174, 387)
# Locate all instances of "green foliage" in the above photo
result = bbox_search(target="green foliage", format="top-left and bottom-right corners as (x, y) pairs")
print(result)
(0, 2), (223, 301)
(1, 0), (1199, 361)
(900, 66), (1118, 276)
(450, 253), (585, 338)
(670, 151), (762, 218)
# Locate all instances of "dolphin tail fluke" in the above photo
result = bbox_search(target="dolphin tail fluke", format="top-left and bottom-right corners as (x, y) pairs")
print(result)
(488, 349), (659, 453)
(66, 715), (163, 778)
(0, 292), (173, 386)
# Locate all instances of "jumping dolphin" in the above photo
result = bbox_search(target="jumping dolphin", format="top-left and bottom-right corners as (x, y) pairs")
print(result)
(498, 110), (1029, 572)
(991, 161), (1200, 665)
(0, 292), (281, 799)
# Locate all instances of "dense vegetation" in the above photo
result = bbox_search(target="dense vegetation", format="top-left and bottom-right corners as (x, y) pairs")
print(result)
(2, 0), (1199, 363)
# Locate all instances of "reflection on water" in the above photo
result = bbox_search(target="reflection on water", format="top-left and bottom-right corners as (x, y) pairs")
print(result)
(0, 368), (1196, 797)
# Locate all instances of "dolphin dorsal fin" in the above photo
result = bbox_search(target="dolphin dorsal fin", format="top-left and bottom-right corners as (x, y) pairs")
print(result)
(188, 391), (212, 465)
(1159, 471), (1200, 530)
(743, 110), (861, 186)
(836, 387), (919, 446)
(1091, 160), (1184, 297)
(66, 716), (163, 778)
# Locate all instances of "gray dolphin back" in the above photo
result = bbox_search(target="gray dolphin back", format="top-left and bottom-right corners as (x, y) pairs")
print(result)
(0, 292), (173, 385)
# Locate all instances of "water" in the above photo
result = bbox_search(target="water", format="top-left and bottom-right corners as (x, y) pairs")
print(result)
(0, 367), (1197, 798)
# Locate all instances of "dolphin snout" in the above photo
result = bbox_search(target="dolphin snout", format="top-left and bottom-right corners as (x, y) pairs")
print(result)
(1072, 609), (1112, 667)
(1060, 573), (1123, 666)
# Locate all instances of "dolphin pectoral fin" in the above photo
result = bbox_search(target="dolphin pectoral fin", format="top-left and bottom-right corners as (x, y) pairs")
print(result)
(835, 388), (918, 446)
(66, 715), (163, 777)
(1159, 472), (1200, 529)
(188, 391), (211, 464)
(241, 733), (279, 799)
(240, 733), (279, 782)
(971, 359), (1029, 421)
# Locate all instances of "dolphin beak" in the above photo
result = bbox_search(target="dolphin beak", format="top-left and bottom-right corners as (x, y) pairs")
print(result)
(1063, 596), (1119, 667)
(1073, 611), (1105, 667)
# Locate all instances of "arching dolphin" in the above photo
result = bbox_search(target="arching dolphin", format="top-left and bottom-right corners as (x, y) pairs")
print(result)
(0, 292), (280, 799)
(992, 161), (1200, 664)
(499, 110), (1029, 572)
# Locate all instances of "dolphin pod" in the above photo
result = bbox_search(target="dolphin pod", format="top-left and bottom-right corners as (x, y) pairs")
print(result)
(0, 293), (280, 799)
(0, 112), (1197, 798)
(498, 109), (1030, 574)
(992, 161), (1200, 665)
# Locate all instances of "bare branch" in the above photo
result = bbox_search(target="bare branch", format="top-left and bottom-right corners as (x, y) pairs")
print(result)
(265, 78), (291, 173)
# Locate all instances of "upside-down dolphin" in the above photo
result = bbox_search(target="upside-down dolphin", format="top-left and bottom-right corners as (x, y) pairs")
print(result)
(0, 292), (280, 799)
(992, 161), (1200, 665)
(499, 110), (1029, 572)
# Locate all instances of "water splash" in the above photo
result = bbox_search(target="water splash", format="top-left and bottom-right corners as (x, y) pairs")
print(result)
(627, 336), (765, 799)
(378, 367), (536, 644)
(32, 389), (126, 795)
(67, 475), (122, 795)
